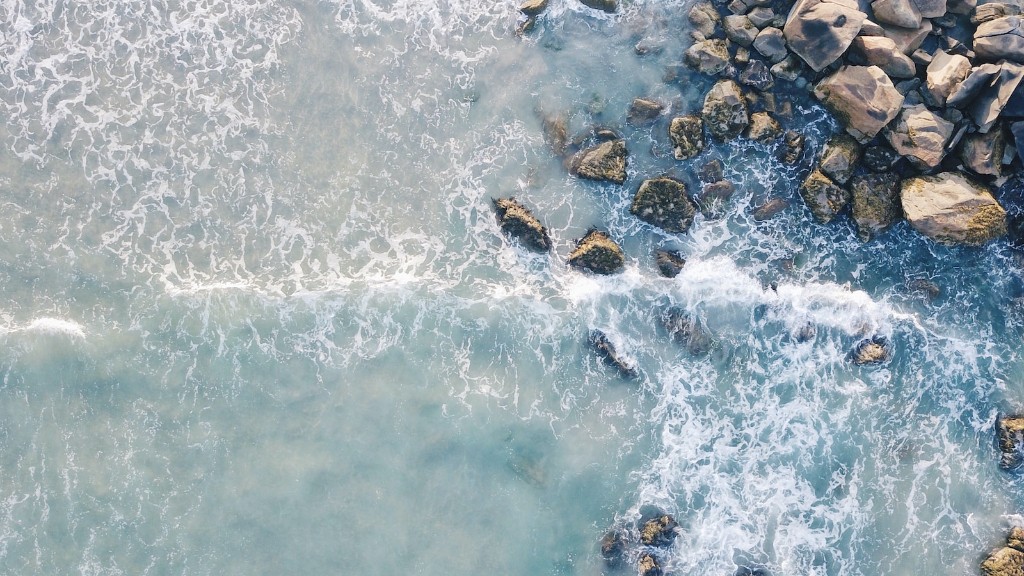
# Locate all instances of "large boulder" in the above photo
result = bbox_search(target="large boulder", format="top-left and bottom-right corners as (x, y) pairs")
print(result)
(568, 229), (625, 274)
(689, 1), (722, 37)
(640, 514), (680, 546)
(975, 16), (1024, 63)
(851, 35), (916, 78)
(925, 51), (973, 107)
(850, 336), (892, 364)
(753, 27), (789, 63)
(998, 416), (1024, 469)
(814, 65), (904, 143)
(819, 133), (862, 184)
(746, 111), (782, 142)
(669, 115), (705, 159)
(571, 139), (628, 184)
(961, 128), (1007, 176)
(966, 62), (1024, 131)
(973, 3), (1021, 25)
(783, 0), (867, 71)
(850, 173), (901, 241)
(631, 177), (698, 233)
(982, 541), (1024, 576)
(871, 0), (921, 27)
(885, 104), (954, 170)
(638, 554), (663, 576)
(882, 20), (932, 54)
(724, 14), (759, 46)
(800, 169), (851, 223)
(493, 198), (552, 252)
(685, 39), (731, 75)
(900, 172), (1008, 244)
(702, 79), (750, 141)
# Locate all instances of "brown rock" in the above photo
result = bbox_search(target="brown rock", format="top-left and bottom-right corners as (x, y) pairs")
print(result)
(998, 416), (1024, 469)
(568, 229), (625, 274)
(900, 172), (1007, 244)
(819, 133), (862, 184)
(493, 197), (552, 252)
(851, 336), (891, 364)
(871, 0), (921, 27)
(851, 173), (901, 241)
(982, 544), (1024, 576)
(814, 65), (904, 143)
(752, 197), (789, 220)
(724, 14), (759, 46)
(961, 128), (1007, 177)
(885, 104), (954, 170)
(685, 39), (732, 75)
(882, 20), (932, 54)
(702, 79), (750, 141)
(973, 3), (1021, 25)
(638, 553), (663, 576)
(689, 1), (722, 37)
(754, 27), (789, 64)
(578, 0), (617, 12)
(520, 0), (549, 16)
(800, 169), (850, 223)
(669, 115), (705, 160)
(784, 0), (867, 71)
(925, 50), (972, 107)
(627, 98), (664, 125)
(631, 177), (698, 233)
(781, 130), (806, 163)
(851, 35), (916, 78)
(655, 249), (687, 277)
(746, 111), (782, 142)
(571, 140), (628, 184)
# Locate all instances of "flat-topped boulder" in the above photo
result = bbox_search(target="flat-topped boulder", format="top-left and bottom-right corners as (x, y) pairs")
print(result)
(814, 65), (904, 143)
(784, 0), (867, 71)
(568, 229), (625, 274)
(631, 177), (698, 233)
(702, 79), (750, 141)
(493, 197), (552, 252)
(900, 172), (1007, 244)
(571, 139), (628, 184)
(975, 16), (1024, 63)
(885, 104), (954, 170)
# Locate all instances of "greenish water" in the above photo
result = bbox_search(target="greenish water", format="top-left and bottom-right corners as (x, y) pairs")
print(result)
(2, 1), (1024, 575)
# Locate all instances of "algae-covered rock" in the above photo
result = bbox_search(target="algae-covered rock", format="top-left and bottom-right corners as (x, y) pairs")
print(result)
(819, 133), (862, 184)
(640, 514), (679, 547)
(703, 79), (750, 141)
(982, 528), (1024, 576)
(639, 553), (664, 576)
(850, 336), (891, 365)
(599, 530), (626, 567)
(627, 98), (665, 125)
(631, 177), (698, 233)
(900, 172), (1007, 245)
(568, 229), (625, 274)
(571, 139), (628, 184)
(669, 115), (705, 160)
(799, 169), (850, 223)
(661, 309), (714, 355)
(746, 112), (782, 142)
(850, 173), (901, 241)
(686, 39), (732, 75)
(655, 249), (686, 278)
(493, 197), (552, 252)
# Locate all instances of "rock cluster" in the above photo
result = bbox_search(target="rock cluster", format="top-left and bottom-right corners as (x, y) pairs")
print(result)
(982, 528), (1024, 576)
(600, 513), (680, 576)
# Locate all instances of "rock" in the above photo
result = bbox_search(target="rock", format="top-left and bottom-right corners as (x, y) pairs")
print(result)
(781, 130), (806, 163)
(975, 16), (1024, 63)
(571, 139), (628, 184)
(689, 1), (722, 37)
(800, 169), (850, 223)
(754, 27), (789, 63)
(541, 113), (569, 156)
(925, 51), (972, 107)
(655, 249), (687, 277)
(735, 46), (752, 66)
(961, 128), (1007, 176)
(819, 133), (862, 184)
(871, 0), (921, 27)
(997, 416), (1024, 469)
(850, 336), (891, 364)
(685, 39), (732, 75)
(862, 144), (900, 171)
(882, 20), (932, 54)
(752, 197), (789, 220)
(908, 277), (941, 299)
(947, 63), (1001, 109)
(640, 514), (679, 547)
(948, 0), (976, 15)
(850, 173), (901, 241)
(912, 0), (945, 18)
(851, 35), (916, 78)
(783, 0), (867, 71)
(885, 104), (954, 170)
(746, 111), (782, 142)
(661, 308), (715, 355)
(739, 60), (775, 90)
(568, 229), (626, 274)
(966, 62), (1024, 131)
(698, 159), (724, 183)
(520, 0), (549, 16)
(669, 115), (705, 160)
(702, 79), (750, 141)
(631, 178), (698, 233)
(638, 554), (663, 576)
(814, 65), (904, 143)
(493, 198), (552, 252)
(698, 180), (736, 217)
(900, 172), (1007, 244)
(911, 48), (933, 66)
(627, 98), (665, 125)
(860, 19), (886, 36)
(724, 14), (759, 46)
(514, 15), (537, 36)
(578, 0), (617, 12)
(588, 330), (638, 378)
(771, 54), (803, 80)
(982, 543), (1024, 576)
(600, 531), (626, 568)
(748, 7), (775, 27)
(973, 3), (1021, 25)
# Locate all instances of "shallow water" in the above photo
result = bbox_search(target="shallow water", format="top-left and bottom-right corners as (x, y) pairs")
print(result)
(2, 1), (1024, 574)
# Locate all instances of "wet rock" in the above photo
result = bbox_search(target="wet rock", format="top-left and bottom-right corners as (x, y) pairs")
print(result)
(881, 20), (932, 54)
(973, 3), (1021, 25)
(578, 0), (617, 12)
(588, 330), (638, 378)
(724, 14), (759, 46)
(661, 309), (715, 355)
(819, 133), (862, 184)
(638, 553), (663, 576)
(851, 35), (916, 78)
(746, 111), (782, 142)
(850, 336), (891, 364)
(908, 277), (941, 299)
(814, 65), (904, 143)
(571, 139), (628, 184)
(739, 60), (775, 90)
(748, 6), (775, 27)
(862, 144), (900, 171)
(794, 323), (817, 342)
(685, 39), (732, 75)
(627, 98), (665, 125)
(961, 128), (1007, 177)
(631, 177), (698, 233)
(975, 16), (1024, 63)
(600, 531), (626, 568)
(800, 169), (851, 223)
(640, 514), (680, 547)
(540, 113), (569, 157)
(703, 79), (750, 141)
(698, 179), (736, 217)
(885, 104), (954, 170)
(689, 1), (722, 37)
(655, 249), (687, 277)
(900, 172), (1007, 244)
(568, 229), (625, 274)
(669, 115), (706, 160)
(997, 416), (1024, 469)
(925, 51), (972, 107)
(698, 158), (724, 183)
(752, 197), (789, 220)
(784, 0), (866, 71)
(851, 173), (901, 241)
(770, 54), (803, 80)
(520, 0), (549, 16)
(493, 198), (552, 252)
(982, 530), (1024, 576)
(754, 26), (789, 63)
(871, 0), (921, 28)
(781, 130), (806, 163)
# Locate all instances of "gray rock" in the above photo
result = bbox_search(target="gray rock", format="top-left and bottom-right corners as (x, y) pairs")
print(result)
(571, 139), (628, 184)
(685, 39), (731, 75)
(882, 20), (932, 54)
(946, 63), (1002, 108)
(900, 172), (1008, 244)
(540, 112), (569, 156)
(688, 1), (722, 37)
(520, 0), (549, 16)
(630, 177), (698, 233)
(702, 79), (750, 141)
(669, 115), (705, 160)
(578, 0), (617, 12)
(748, 6), (775, 27)
(885, 104), (954, 170)
(754, 27), (789, 63)
(697, 180), (736, 217)
(784, 0), (867, 71)
(911, 48), (933, 66)
(627, 98), (664, 125)
(568, 229), (625, 273)
(655, 249), (687, 277)
(966, 61), (1024, 131)
(724, 14), (759, 46)
(771, 54), (803, 80)
(859, 19), (886, 36)
(912, 0), (945, 18)
(972, 3), (1021, 25)
(814, 65), (905, 143)
(851, 172), (901, 240)
(739, 60), (775, 90)
(600, 531), (626, 568)
(851, 35), (916, 78)
(871, 0), (921, 28)
(588, 330), (638, 378)
(819, 133), (862, 184)
(493, 198), (552, 252)
(925, 50), (972, 106)
(975, 15), (1024, 62)
(960, 128), (1006, 176)
(800, 168), (851, 223)
(698, 159), (724, 182)
(948, 0), (976, 15)
(661, 309), (715, 355)
(862, 145), (900, 170)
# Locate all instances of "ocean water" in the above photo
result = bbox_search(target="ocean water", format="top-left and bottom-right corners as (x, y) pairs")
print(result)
(2, 1), (1024, 574)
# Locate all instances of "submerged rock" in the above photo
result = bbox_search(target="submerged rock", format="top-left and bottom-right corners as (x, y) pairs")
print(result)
(814, 65), (904, 143)
(698, 159), (724, 183)
(493, 197), (552, 252)
(669, 115), (705, 160)
(661, 309), (715, 355)
(571, 139), (628, 184)
(599, 530), (626, 568)
(698, 179), (736, 217)
(850, 173), (902, 241)
(998, 415), (1024, 469)
(900, 172), (1007, 245)
(908, 277), (942, 299)
(781, 130), (806, 164)
(752, 197), (789, 220)
(568, 229), (625, 274)
(640, 514), (679, 547)
(655, 249), (687, 277)
(627, 98), (665, 125)
(799, 169), (850, 223)
(631, 177), (698, 233)
(588, 330), (638, 378)
(703, 79), (750, 141)
(541, 112), (569, 157)
(850, 336), (891, 365)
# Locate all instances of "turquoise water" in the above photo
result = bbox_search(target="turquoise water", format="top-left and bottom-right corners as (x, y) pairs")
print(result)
(2, 1), (1024, 574)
